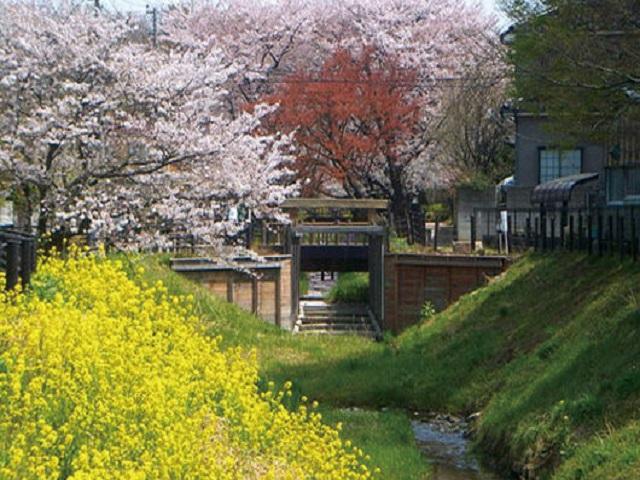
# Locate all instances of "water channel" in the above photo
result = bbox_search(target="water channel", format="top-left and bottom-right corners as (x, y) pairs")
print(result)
(412, 414), (502, 480)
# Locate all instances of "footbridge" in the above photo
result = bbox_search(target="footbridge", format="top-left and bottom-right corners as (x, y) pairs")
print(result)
(281, 198), (388, 329)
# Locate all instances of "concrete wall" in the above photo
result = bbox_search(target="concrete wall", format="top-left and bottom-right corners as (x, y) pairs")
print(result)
(455, 187), (496, 241)
(383, 254), (508, 333)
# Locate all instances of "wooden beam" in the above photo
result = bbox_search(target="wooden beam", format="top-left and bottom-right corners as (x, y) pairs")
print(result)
(293, 225), (385, 235)
(251, 276), (258, 314)
(281, 198), (389, 210)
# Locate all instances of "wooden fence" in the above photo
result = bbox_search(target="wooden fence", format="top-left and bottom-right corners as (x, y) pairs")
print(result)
(383, 254), (508, 333)
(0, 228), (37, 290)
(471, 205), (640, 260)
(171, 256), (293, 330)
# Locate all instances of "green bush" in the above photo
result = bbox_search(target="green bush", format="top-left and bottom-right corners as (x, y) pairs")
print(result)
(326, 273), (369, 303)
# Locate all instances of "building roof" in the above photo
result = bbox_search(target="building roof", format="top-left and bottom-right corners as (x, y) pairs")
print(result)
(280, 198), (389, 210)
(531, 173), (599, 204)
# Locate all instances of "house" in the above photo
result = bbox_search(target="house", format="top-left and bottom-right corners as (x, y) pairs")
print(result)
(500, 23), (640, 213)
(505, 109), (606, 210)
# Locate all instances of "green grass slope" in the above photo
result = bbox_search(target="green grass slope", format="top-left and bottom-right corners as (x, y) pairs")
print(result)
(133, 253), (640, 479)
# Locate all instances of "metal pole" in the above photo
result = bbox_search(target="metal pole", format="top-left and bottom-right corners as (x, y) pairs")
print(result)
(146, 6), (158, 47)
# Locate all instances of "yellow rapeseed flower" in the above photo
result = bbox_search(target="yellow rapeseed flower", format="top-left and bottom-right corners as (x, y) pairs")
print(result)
(0, 252), (374, 479)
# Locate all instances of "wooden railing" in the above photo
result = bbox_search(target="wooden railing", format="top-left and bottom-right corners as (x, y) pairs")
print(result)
(0, 228), (37, 290)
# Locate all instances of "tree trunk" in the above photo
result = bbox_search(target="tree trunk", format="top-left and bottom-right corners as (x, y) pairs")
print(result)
(388, 166), (411, 240)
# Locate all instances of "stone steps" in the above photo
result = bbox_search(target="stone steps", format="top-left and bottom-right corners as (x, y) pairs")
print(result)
(295, 301), (381, 340)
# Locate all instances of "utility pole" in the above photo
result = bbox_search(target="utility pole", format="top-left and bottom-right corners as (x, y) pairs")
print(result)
(146, 5), (158, 48)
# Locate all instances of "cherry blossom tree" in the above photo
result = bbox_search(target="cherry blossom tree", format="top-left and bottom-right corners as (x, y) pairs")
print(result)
(179, 0), (504, 215)
(263, 47), (426, 231)
(0, 0), (504, 246)
(0, 1), (295, 246)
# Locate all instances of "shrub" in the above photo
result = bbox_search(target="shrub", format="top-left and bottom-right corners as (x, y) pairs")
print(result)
(0, 252), (373, 479)
(326, 273), (369, 304)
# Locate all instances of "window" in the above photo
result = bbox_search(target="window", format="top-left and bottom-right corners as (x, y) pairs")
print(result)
(539, 149), (583, 183)
(607, 166), (640, 204)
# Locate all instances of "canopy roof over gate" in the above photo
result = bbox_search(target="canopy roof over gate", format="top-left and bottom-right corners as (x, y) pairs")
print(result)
(531, 173), (599, 204)
(281, 198), (389, 210)
(281, 197), (389, 227)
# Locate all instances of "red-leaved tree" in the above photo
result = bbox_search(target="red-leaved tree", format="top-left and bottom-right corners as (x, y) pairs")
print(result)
(264, 46), (426, 231)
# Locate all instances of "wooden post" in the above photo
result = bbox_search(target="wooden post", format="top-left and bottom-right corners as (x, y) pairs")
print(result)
(597, 213), (604, 256)
(534, 217), (540, 251)
(578, 213), (584, 251)
(20, 239), (32, 288)
(618, 214), (625, 260)
(569, 215), (574, 251)
(6, 239), (19, 291)
(434, 219), (439, 252)
(290, 231), (301, 327)
(262, 221), (267, 248)
(559, 204), (566, 248)
(275, 270), (282, 328)
(550, 214), (556, 250)
(540, 205), (547, 251)
(251, 276), (258, 314)
(30, 238), (37, 273)
(470, 214), (476, 252)
(632, 210), (638, 262)
(608, 215), (614, 255)
(506, 214), (511, 255)
(486, 212), (490, 243)
(587, 214), (593, 256)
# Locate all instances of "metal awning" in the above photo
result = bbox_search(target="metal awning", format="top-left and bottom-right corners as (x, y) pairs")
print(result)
(531, 173), (599, 204)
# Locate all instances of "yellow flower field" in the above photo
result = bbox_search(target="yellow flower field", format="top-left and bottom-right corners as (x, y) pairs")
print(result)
(0, 253), (372, 479)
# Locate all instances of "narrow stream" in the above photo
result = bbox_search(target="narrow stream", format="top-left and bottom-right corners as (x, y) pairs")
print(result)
(412, 414), (501, 480)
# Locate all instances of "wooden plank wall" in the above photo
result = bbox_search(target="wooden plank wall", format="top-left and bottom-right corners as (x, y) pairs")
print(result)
(383, 254), (508, 333)
(176, 257), (292, 329)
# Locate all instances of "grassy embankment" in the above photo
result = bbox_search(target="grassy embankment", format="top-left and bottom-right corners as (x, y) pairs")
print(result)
(134, 253), (640, 479)
(132, 256), (429, 480)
